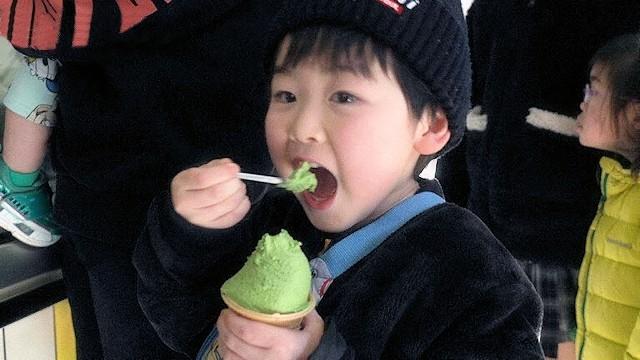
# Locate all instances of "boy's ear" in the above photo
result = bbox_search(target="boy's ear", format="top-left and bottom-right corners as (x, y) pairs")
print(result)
(413, 108), (451, 155)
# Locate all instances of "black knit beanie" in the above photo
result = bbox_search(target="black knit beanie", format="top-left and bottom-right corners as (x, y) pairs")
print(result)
(265, 0), (471, 157)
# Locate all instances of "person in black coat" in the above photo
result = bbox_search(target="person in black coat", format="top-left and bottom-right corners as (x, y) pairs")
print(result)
(1, 1), (277, 358)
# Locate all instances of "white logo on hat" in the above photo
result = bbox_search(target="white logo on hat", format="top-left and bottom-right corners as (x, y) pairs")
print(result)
(398, 0), (421, 9)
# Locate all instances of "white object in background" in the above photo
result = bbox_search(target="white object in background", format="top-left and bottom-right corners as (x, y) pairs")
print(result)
(4, 307), (55, 360)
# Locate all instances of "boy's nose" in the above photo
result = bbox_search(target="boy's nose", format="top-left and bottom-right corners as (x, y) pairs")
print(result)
(288, 106), (326, 143)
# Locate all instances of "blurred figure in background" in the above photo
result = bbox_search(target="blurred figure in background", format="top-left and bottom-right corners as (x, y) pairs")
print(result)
(1, 0), (277, 358)
(436, 1), (640, 359)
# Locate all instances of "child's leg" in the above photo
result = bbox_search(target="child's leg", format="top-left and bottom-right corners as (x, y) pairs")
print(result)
(0, 56), (59, 246)
(60, 239), (104, 360)
(3, 108), (51, 172)
(62, 233), (179, 359)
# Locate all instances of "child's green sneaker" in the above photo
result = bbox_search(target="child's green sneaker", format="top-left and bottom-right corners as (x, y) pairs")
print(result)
(0, 159), (60, 247)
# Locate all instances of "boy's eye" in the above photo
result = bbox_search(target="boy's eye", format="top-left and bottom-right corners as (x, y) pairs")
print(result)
(273, 91), (296, 103)
(331, 92), (357, 104)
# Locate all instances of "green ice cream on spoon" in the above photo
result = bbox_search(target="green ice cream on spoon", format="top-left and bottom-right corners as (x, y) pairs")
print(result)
(237, 161), (317, 193)
(221, 230), (312, 314)
(279, 161), (317, 193)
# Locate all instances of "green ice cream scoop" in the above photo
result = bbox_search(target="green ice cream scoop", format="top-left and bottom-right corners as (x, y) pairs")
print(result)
(279, 162), (317, 193)
(221, 230), (312, 314)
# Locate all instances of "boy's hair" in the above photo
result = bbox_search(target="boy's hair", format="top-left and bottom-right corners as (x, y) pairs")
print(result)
(266, 0), (471, 167)
(277, 25), (439, 177)
(590, 32), (640, 175)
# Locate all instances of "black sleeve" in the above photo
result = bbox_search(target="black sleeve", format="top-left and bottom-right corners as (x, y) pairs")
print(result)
(133, 192), (256, 357)
(133, 189), (315, 358)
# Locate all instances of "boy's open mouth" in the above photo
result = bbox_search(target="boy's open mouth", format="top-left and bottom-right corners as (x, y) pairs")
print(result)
(305, 166), (337, 207)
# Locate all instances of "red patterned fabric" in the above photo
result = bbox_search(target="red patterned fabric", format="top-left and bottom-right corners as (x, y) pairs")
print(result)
(115, 0), (157, 32)
(1, 0), (63, 50)
(71, 0), (93, 47)
(0, 0), (161, 50)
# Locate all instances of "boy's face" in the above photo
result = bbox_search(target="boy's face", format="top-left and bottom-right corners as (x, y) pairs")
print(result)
(265, 41), (431, 233)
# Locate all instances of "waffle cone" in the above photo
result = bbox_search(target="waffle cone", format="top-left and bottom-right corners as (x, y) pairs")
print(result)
(221, 293), (315, 329)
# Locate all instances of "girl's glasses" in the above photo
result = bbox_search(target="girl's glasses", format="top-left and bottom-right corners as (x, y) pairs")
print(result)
(583, 84), (599, 103)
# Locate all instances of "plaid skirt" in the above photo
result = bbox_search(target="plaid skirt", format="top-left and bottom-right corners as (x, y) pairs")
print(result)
(518, 260), (579, 358)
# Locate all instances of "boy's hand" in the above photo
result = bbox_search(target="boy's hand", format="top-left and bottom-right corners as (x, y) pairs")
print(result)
(171, 158), (250, 229)
(216, 309), (324, 360)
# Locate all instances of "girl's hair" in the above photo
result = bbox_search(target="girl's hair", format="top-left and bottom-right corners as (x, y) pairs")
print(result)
(590, 32), (640, 175)
(275, 25), (439, 178)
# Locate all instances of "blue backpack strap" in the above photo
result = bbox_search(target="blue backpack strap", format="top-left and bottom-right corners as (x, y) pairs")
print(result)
(197, 327), (222, 360)
(321, 191), (444, 278)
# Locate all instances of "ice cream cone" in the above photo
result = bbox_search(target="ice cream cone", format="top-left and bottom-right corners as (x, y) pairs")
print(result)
(222, 293), (315, 329)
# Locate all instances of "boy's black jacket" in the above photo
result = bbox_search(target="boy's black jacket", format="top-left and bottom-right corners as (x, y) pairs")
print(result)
(134, 182), (544, 359)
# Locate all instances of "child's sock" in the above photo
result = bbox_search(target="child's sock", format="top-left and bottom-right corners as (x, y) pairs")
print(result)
(7, 167), (40, 187)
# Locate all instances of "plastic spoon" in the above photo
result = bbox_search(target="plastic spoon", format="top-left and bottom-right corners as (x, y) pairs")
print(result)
(237, 172), (283, 185)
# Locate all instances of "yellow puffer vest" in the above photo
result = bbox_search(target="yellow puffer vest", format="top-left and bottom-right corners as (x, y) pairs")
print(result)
(576, 157), (640, 360)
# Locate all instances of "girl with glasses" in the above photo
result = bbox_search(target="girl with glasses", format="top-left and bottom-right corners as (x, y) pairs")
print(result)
(574, 32), (640, 360)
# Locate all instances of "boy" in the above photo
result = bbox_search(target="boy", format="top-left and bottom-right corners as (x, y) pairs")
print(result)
(134, 0), (545, 358)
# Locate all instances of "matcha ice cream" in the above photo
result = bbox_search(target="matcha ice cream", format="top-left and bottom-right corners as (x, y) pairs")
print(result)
(279, 162), (317, 193)
(221, 230), (312, 314)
